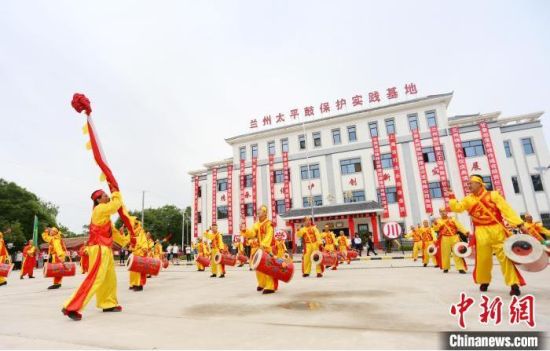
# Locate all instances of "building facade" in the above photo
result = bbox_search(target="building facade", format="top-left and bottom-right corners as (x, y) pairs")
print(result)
(189, 92), (550, 250)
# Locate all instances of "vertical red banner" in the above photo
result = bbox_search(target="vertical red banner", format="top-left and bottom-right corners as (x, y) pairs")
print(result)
(193, 176), (199, 237)
(412, 129), (433, 214)
(227, 164), (233, 235)
(450, 127), (470, 196)
(239, 159), (246, 226)
(282, 152), (291, 211)
(372, 136), (389, 218)
(269, 154), (277, 224)
(252, 157), (258, 220)
(479, 122), (505, 197)
(211, 167), (217, 225)
(430, 126), (450, 209)
(389, 133), (407, 217)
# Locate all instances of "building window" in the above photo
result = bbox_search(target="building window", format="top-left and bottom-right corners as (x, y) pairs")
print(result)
(251, 144), (258, 158)
(276, 200), (286, 214)
(197, 212), (202, 224)
(426, 111), (437, 127)
(521, 138), (535, 155)
(340, 158), (362, 174)
(217, 178), (228, 192)
(408, 113), (419, 131)
(541, 213), (550, 229)
(312, 132), (321, 147)
(273, 170), (284, 183)
(281, 138), (289, 153)
(239, 146), (246, 160)
(531, 174), (544, 192)
(377, 187), (397, 204)
(344, 190), (365, 203)
(347, 126), (357, 142)
(428, 182), (443, 198)
(512, 176), (520, 194)
(243, 174), (253, 188)
(462, 140), (485, 158)
(245, 203), (253, 217)
(379, 153), (393, 169)
(332, 129), (341, 145)
(482, 176), (493, 191)
(217, 206), (228, 220)
(503, 140), (512, 158)
(303, 195), (323, 207)
(300, 164), (320, 180)
(385, 118), (396, 135)
(369, 122), (378, 137)
(267, 141), (275, 155)
(422, 146), (445, 163)
(298, 135), (306, 150)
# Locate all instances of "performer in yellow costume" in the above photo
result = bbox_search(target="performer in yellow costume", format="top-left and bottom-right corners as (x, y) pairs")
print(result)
(153, 239), (163, 259)
(0, 231), (11, 287)
(233, 236), (246, 267)
(432, 208), (468, 274)
(449, 174), (527, 296)
(193, 237), (210, 271)
(337, 231), (350, 264)
(523, 213), (550, 242)
(20, 239), (37, 279)
(243, 223), (259, 271)
(127, 217), (149, 291)
(321, 225), (338, 270)
(62, 189), (130, 321)
(274, 236), (287, 259)
(204, 224), (225, 278)
(419, 220), (438, 267)
(405, 225), (423, 262)
(42, 227), (67, 289)
(243, 205), (277, 294)
(297, 217), (323, 277)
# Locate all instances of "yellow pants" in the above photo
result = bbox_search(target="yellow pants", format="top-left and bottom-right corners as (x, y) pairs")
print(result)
(302, 243), (322, 275)
(338, 246), (350, 263)
(0, 255), (6, 284)
(210, 248), (221, 276)
(474, 225), (524, 286)
(63, 245), (118, 312)
(412, 241), (423, 260)
(276, 248), (285, 259)
(51, 255), (63, 285)
(422, 241), (438, 265)
(440, 235), (466, 271)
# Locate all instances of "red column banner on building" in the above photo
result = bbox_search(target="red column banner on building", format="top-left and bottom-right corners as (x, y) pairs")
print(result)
(282, 152), (291, 211)
(479, 122), (505, 197)
(239, 159), (246, 226)
(372, 136), (389, 218)
(411, 129), (433, 214)
(252, 157), (258, 220)
(193, 176), (199, 237)
(450, 127), (469, 196)
(430, 126), (450, 209)
(211, 167), (217, 225)
(389, 133), (407, 217)
(269, 154), (277, 223)
(227, 164), (233, 235)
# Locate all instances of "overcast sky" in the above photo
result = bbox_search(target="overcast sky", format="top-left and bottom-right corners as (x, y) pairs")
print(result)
(1, 0), (549, 233)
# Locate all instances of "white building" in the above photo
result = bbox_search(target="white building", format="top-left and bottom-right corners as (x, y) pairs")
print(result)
(189, 92), (550, 251)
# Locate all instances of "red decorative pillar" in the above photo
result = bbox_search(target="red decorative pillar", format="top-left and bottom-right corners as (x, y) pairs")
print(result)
(370, 214), (379, 247)
(348, 215), (355, 239)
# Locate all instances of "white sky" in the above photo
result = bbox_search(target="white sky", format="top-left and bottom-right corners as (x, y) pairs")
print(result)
(1, 0), (549, 233)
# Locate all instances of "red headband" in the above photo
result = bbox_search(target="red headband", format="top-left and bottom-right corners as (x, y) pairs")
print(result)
(91, 189), (106, 201)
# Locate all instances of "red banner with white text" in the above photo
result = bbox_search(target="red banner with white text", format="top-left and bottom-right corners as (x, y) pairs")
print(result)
(227, 164), (233, 235)
(450, 127), (469, 197)
(372, 136), (389, 218)
(283, 152), (291, 211)
(430, 126), (450, 209)
(389, 133), (407, 217)
(211, 167), (217, 225)
(269, 154), (277, 223)
(412, 129), (433, 214)
(252, 157), (258, 220)
(479, 122), (505, 197)
(239, 159), (246, 226)
(193, 176), (199, 237)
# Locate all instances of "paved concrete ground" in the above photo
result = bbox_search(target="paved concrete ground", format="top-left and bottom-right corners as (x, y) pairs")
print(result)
(0, 258), (548, 349)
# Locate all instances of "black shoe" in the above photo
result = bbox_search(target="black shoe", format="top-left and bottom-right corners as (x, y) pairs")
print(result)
(134, 286), (143, 291)
(443, 270), (449, 273)
(480, 283), (489, 292)
(509, 284), (521, 296)
(238, 264), (244, 267)
(219, 274), (225, 278)
(0, 282), (7, 287)
(62, 308), (82, 321)
(129, 286), (134, 290)
(103, 306), (122, 312)
(249, 268), (252, 271)
(458, 270), (466, 274)
(434, 266), (439, 268)
(20, 276), (24, 279)
(210, 274), (216, 278)
(29, 276), (35, 279)
(262, 289), (275, 294)
(48, 284), (61, 290)
(257, 286), (264, 292)
(302, 274), (309, 278)
(316, 273), (323, 278)
(423, 264), (427, 267)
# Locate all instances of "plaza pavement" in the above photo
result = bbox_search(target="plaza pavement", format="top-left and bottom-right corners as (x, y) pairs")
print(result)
(0, 257), (548, 349)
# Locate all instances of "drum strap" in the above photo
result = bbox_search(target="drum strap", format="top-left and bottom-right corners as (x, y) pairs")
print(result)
(471, 192), (512, 238)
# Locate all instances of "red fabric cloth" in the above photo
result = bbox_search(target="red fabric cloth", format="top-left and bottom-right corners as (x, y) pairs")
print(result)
(88, 222), (113, 247)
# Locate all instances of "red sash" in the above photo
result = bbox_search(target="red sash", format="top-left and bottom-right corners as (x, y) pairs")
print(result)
(468, 191), (502, 226)
(89, 222), (113, 247)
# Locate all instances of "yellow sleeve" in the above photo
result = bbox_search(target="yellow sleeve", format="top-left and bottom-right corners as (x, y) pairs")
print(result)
(449, 196), (471, 214)
(405, 231), (413, 239)
(537, 223), (550, 235)
(53, 239), (66, 259)
(260, 222), (273, 249)
(94, 192), (123, 221)
(431, 220), (443, 232)
(453, 218), (469, 234)
(490, 191), (523, 226)
(41, 230), (52, 243)
(331, 233), (337, 245)
(283, 241), (287, 251)
(314, 228), (322, 243)
(242, 229), (255, 239)
(296, 228), (304, 238)
(112, 225), (130, 248)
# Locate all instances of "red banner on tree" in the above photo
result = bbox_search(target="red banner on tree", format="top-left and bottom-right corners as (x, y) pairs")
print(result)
(479, 122), (505, 197)
(389, 133), (406, 217)
(193, 176), (199, 237)
(412, 129), (433, 214)
(227, 164), (233, 235)
(252, 157), (258, 220)
(450, 127), (469, 196)
(211, 167), (217, 225)
(239, 159), (246, 226)
(282, 152), (291, 211)
(372, 136), (389, 218)
(269, 154), (277, 223)
(430, 126), (450, 209)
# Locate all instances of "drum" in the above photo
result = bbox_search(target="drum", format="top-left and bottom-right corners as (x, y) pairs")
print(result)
(427, 243), (438, 257)
(453, 241), (475, 259)
(347, 249), (359, 260)
(214, 252), (237, 266)
(251, 249), (294, 283)
(311, 250), (338, 267)
(162, 257), (169, 269)
(504, 234), (548, 272)
(43, 262), (76, 278)
(236, 253), (248, 264)
(196, 255), (211, 267)
(126, 254), (161, 276)
(0, 263), (13, 278)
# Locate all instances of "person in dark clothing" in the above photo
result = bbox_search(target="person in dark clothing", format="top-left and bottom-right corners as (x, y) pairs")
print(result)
(366, 235), (377, 256)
